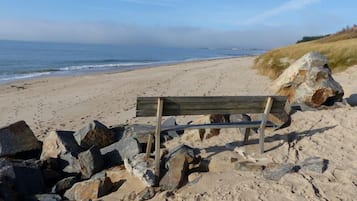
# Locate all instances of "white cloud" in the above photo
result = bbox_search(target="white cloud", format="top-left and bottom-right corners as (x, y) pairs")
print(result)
(243, 0), (320, 25)
(0, 19), (315, 49)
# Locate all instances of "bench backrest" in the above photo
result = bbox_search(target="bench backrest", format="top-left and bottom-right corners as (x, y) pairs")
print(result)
(136, 96), (288, 117)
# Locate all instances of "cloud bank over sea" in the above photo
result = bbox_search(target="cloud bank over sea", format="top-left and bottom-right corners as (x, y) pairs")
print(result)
(0, 19), (319, 49)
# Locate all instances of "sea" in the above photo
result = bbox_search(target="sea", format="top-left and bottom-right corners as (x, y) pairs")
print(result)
(0, 40), (265, 84)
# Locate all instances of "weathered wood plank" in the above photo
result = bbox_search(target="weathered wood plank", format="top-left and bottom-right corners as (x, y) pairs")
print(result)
(259, 97), (274, 154)
(137, 96), (287, 103)
(136, 96), (288, 117)
(154, 98), (163, 181)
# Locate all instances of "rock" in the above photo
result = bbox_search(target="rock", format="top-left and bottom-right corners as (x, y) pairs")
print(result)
(299, 157), (328, 173)
(160, 145), (201, 191)
(51, 176), (79, 194)
(0, 181), (18, 201)
(184, 115), (227, 141)
(108, 124), (125, 140)
(0, 158), (45, 198)
(78, 146), (104, 179)
(60, 152), (81, 174)
(262, 163), (296, 181)
(26, 194), (62, 201)
(74, 120), (115, 149)
(40, 130), (82, 160)
(90, 170), (106, 179)
(100, 136), (141, 168)
(162, 117), (180, 139)
(64, 176), (113, 201)
(124, 153), (156, 187)
(123, 124), (155, 144)
(137, 187), (158, 201)
(188, 172), (202, 184)
(105, 166), (126, 183)
(160, 151), (188, 191)
(270, 52), (344, 108)
(0, 121), (41, 157)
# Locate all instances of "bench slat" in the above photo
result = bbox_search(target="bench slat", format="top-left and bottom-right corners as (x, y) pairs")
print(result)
(161, 121), (275, 132)
(136, 96), (287, 117)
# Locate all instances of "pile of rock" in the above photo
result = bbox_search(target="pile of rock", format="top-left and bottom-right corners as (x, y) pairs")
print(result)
(270, 51), (344, 109)
(0, 120), (206, 201)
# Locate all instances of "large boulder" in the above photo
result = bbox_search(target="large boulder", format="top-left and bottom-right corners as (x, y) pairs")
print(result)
(0, 158), (45, 200)
(78, 146), (104, 179)
(0, 121), (41, 157)
(160, 145), (201, 191)
(51, 176), (79, 194)
(40, 130), (81, 160)
(100, 136), (142, 167)
(64, 176), (114, 201)
(270, 52), (344, 108)
(124, 153), (156, 187)
(74, 120), (115, 149)
(123, 124), (155, 144)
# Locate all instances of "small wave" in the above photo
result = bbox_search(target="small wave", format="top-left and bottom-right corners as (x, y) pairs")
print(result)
(59, 62), (156, 71)
(0, 72), (51, 82)
(17, 68), (61, 74)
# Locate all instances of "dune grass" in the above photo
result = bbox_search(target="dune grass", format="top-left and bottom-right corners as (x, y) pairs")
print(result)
(254, 32), (357, 79)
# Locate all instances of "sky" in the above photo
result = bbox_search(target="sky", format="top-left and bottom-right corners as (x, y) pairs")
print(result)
(0, 0), (356, 49)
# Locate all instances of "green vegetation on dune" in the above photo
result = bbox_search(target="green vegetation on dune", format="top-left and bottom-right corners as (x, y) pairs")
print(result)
(254, 26), (357, 79)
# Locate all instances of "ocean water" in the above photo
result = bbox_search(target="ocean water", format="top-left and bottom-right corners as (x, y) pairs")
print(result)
(0, 40), (264, 83)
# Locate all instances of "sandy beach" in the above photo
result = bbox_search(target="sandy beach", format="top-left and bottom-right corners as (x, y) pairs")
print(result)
(0, 57), (356, 200)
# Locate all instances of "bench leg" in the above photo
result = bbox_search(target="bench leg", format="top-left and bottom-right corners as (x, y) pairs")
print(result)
(145, 133), (154, 160)
(259, 97), (274, 154)
(154, 98), (164, 183)
(243, 128), (250, 145)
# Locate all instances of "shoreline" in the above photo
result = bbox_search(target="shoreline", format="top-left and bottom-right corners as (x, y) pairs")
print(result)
(0, 55), (258, 86)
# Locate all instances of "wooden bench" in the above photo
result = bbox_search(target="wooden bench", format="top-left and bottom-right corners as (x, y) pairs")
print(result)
(136, 96), (289, 178)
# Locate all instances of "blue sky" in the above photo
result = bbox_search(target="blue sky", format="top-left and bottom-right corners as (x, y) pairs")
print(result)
(0, 0), (355, 48)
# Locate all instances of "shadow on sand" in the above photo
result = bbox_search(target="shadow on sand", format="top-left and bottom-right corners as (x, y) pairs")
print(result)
(204, 125), (336, 158)
(346, 94), (357, 106)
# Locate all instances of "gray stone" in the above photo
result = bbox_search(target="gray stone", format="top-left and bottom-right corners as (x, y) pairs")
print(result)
(124, 153), (156, 187)
(100, 136), (141, 167)
(123, 124), (155, 144)
(78, 146), (104, 179)
(0, 158), (45, 198)
(0, 121), (41, 157)
(59, 152), (81, 174)
(299, 157), (328, 173)
(164, 144), (200, 164)
(51, 176), (79, 194)
(64, 176), (113, 201)
(27, 194), (62, 201)
(262, 163), (296, 181)
(137, 187), (157, 201)
(74, 120), (115, 149)
(40, 130), (82, 160)
(162, 117), (179, 138)
(270, 52), (344, 107)
(160, 145), (201, 191)
(90, 170), (106, 179)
